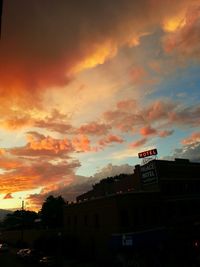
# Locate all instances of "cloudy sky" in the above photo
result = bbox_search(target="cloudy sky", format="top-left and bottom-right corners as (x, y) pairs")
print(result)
(0, 0), (200, 210)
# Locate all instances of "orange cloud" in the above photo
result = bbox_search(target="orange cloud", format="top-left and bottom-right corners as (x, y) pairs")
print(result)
(3, 193), (13, 199)
(78, 122), (111, 136)
(9, 132), (73, 158)
(0, 158), (80, 195)
(117, 99), (137, 110)
(28, 135), (72, 154)
(99, 134), (124, 147)
(11, 132), (100, 157)
(140, 125), (157, 136)
(163, 9), (186, 32)
(103, 98), (200, 137)
(182, 132), (200, 145)
(0, 109), (73, 133)
(103, 99), (180, 133)
(35, 120), (73, 134)
(129, 138), (147, 148)
(27, 162), (135, 210)
(0, 149), (6, 155)
(158, 129), (174, 138)
(130, 67), (147, 84)
(168, 105), (200, 126)
(72, 41), (118, 73)
(2, 115), (32, 130)
(0, 0), (192, 112)
(34, 109), (73, 134)
(163, 5), (200, 58)
(72, 135), (92, 152)
(104, 108), (144, 132)
(0, 156), (23, 170)
(145, 100), (176, 121)
(26, 175), (85, 210)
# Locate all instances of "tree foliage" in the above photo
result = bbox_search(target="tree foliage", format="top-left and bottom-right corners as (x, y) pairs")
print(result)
(40, 195), (67, 228)
(3, 210), (38, 229)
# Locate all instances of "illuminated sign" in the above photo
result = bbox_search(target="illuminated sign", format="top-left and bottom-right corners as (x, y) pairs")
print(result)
(138, 148), (157, 159)
(122, 234), (133, 247)
(140, 161), (158, 185)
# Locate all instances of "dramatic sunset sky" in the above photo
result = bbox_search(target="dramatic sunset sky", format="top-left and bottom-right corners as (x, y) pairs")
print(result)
(0, 0), (200, 210)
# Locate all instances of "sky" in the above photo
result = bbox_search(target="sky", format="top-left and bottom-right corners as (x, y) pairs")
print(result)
(0, 0), (200, 210)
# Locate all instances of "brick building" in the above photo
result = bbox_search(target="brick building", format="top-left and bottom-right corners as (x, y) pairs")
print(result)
(63, 158), (200, 261)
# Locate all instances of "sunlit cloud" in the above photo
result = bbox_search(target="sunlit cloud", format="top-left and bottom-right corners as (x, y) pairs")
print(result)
(130, 66), (147, 84)
(182, 131), (200, 145)
(27, 163), (134, 209)
(0, 158), (79, 195)
(98, 134), (124, 147)
(77, 122), (111, 136)
(163, 10), (186, 32)
(27, 133), (73, 155)
(34, 109), (73, 134)
(129, 138), (147, 148)
(72, 41), (118, 73)
(163, 4), (200, 58)
(0, 0), (199, 210)
(2, 115), (32, 130)
(140, 125), (157, 136)
(3, 193), (13, 199)
(144, 100), (176, 122)
(0, 0), (192, 111)
(167, 142), (200, 163)
(158, 129), (174, 138)
(72, 135), (92, 152)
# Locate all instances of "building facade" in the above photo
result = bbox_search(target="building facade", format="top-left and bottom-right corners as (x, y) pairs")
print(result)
(63, 159), (200, 261)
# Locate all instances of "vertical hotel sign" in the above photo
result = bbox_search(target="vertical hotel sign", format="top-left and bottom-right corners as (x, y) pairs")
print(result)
(138, 149), (158, 185)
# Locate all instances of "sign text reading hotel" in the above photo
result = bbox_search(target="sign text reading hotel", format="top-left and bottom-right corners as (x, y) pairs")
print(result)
(138, 148), (158, 159)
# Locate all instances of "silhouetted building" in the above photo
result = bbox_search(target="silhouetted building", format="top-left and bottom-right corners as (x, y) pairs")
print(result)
(63, 158), (200, 261)
(76, 171), (140, 202)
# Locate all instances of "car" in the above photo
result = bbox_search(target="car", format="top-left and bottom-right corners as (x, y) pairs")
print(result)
(17, 248), (30, 258)
(39, 256), (57, 266)
(0, 243), (9, 252)
(17, 248), (42, 262)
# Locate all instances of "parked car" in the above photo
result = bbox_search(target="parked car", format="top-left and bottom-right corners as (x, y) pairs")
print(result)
(39, 256), (57, 266)
(17, 248), (30, 259)
(17, 248), (42, 262)
(0, 243), (9, 252)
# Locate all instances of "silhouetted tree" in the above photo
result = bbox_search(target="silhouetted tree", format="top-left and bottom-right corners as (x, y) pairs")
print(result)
(40, 195), (67, 228)
(3, 210), (38, 229)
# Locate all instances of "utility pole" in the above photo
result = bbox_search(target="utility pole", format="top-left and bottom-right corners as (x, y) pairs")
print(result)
(21, 199), (24, 245)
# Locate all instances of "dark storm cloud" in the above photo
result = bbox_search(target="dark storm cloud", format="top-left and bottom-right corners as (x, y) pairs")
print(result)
(0, 0), (188, 109)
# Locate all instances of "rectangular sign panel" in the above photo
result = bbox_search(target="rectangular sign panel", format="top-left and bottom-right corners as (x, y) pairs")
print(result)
(138, 148), (157, 159)
(140, 161), (158, 185)
(122, 234), (133, 247)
